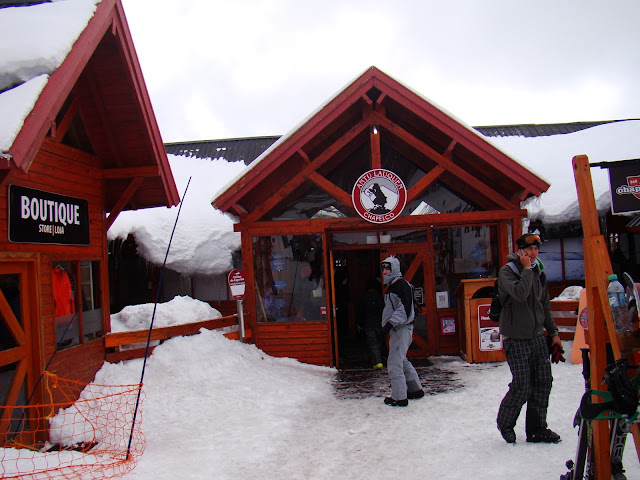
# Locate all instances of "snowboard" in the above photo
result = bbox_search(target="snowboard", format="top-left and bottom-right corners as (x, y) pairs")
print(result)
(571, 289), (589, 364)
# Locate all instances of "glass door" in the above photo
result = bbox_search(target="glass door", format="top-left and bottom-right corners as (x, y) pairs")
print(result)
(380, 244), (434, 357)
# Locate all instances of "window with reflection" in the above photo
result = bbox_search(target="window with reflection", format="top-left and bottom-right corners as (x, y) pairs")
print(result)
(253, 234), (326, 322)
(52, 260), (103, 349)
(538, 238), (585, 282)
(432, 226), (499, 307)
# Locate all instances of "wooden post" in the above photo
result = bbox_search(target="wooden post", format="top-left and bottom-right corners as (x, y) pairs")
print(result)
(572, 155), (640, 478)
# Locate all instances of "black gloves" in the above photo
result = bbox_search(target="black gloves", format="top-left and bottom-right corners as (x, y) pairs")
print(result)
(550, 343), (566, 363)
(382, 323), (393, 335)
(546, 335), (565, 363)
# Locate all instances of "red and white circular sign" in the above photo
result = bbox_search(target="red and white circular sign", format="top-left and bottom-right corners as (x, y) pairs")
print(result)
(228, 269), (246, 299)
(352, 169), (407, 224)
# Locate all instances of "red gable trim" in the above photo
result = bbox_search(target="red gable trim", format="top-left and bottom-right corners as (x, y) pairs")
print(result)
(7, 0), (179, 206)
(213, 66), (549, 214)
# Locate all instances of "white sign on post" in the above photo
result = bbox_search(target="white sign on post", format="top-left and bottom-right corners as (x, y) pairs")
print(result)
(228, 269), (246, 299)
(228, 269), (246, 342)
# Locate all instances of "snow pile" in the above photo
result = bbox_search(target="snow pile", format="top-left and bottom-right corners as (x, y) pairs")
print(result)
(110, 295), (221, 333)
(74, 330), (640, 479)
(552, 286), (583, 302)
(107, 155), (247, 276)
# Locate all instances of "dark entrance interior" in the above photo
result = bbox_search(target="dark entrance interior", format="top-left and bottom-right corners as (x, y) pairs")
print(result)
(333, 249), (382, 369)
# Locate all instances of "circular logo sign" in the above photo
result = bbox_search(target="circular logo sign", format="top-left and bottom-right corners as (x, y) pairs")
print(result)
(579, 307), (589, 329)
(352, 169), (407, 224)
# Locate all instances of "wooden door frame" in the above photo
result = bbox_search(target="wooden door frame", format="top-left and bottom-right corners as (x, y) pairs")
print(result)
(380, 241), (436, 357)
(0, 255), (43, 440)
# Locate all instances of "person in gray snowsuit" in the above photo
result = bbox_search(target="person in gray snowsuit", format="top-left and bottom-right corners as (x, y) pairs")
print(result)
(380, 256), (424, 406)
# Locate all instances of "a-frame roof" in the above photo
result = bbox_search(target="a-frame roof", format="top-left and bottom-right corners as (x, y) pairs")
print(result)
(212, 66), (549, 221)
(1, 0), (179, 212)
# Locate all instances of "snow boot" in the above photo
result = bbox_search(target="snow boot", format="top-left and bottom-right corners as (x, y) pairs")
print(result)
(526, 428), (561, 443)
(384, 397), (408, 407)
(407, 389), (424, 399)
(500, 428), (516, 444)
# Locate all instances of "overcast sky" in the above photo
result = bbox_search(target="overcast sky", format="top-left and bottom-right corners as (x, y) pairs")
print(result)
(120, 0), (640, 144)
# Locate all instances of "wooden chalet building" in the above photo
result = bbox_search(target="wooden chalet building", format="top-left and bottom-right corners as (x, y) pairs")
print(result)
(212, 66), (551, 367)
(0, 0), (179, 417)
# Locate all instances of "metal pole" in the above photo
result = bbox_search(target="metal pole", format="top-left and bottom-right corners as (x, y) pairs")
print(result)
(237, 299), (245, 342)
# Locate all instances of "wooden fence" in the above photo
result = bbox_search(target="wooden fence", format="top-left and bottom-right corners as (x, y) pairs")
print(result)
(550, 300), (579, 341)
(104, 314), (250, 363)
(103, 300), (579, 364)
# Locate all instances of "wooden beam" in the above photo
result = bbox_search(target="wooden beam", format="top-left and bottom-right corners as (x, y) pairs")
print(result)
(245, 115), (371, 223)
(373, 112), (518, 210)
(49, 95), (80, 143)
(235, 208), (528, 234)
(103, 166), (159, 179)
(406, 165), (445, 204)
(104, 176), (144, 232)
(370, 124), (381, 169)
(104, 315), (238, 348)
(308, 171), (355, 214)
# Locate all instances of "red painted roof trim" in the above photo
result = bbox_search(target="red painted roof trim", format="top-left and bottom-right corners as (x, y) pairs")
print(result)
(7, 0), (179, 207)
(213, 66), (549, 213)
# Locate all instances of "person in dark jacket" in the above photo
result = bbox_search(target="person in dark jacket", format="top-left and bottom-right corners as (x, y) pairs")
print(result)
(358, 279), (385, 370)
(380, 256), (424, 407)
(496, 233), (563, 444)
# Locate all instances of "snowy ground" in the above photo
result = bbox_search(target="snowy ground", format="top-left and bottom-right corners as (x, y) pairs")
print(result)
(93, 330), (639, 480)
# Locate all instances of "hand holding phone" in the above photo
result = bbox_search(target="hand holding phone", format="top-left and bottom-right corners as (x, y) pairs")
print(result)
(518, 248), (532, 268)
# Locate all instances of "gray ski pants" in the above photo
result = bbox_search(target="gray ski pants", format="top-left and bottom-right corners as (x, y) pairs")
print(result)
(387, 323), (420, 400)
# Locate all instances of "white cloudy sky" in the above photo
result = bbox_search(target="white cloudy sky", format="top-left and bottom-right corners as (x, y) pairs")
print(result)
(121, 0), (640, 143)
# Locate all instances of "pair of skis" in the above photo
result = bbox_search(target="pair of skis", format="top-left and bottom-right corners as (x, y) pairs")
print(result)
(561, 351), (633, 480)
(561, 273), (640, 480)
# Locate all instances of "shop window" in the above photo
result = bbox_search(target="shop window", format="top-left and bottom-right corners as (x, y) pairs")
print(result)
(52, 260), (103, 349)
(432, 226), (499, 307)
(253, 234), (326, 322)
(268, 181), (350, 221)
(406, 181), (479, 216)
(539, 238), (585, 282)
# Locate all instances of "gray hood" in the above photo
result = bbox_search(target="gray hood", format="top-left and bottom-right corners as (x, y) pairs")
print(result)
(382, 256), (402, 285)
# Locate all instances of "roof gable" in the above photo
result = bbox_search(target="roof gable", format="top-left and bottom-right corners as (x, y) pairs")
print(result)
(1, 0), (179, 211)
(212, 66), (549, 221)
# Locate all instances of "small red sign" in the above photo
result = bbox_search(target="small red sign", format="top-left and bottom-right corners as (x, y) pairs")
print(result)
(228, 269), (246, 299)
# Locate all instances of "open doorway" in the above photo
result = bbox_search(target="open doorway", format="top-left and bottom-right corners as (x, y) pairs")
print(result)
(332, 248), (382, 368)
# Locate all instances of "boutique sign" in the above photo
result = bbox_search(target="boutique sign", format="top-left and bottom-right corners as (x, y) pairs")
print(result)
(8, 185), (90, 245)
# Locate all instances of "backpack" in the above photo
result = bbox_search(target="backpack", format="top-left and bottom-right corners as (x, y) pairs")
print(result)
(488, 262), (519, 323)
(406, 279), (420, 320)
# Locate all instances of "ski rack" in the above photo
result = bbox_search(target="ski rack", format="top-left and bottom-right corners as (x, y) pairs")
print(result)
(573, 155), (640, 478)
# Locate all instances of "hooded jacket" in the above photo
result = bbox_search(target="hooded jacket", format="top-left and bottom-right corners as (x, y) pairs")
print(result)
(497, 252), (559, 339)
(381, 256), (414, 328)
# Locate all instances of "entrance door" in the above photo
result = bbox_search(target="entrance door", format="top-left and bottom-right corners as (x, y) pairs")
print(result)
(0, 260), (42, 442)
(380, 244), (435, 357)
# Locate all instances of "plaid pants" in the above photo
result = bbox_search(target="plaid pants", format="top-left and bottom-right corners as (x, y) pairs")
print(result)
(496, 335), (553, 435)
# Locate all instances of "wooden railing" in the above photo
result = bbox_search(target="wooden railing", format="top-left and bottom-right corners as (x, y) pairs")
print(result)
(550, 300), (579, 341)
(104, 314), (251, 363)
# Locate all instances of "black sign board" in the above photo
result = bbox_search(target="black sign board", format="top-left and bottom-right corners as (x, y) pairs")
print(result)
(608, 161), (640, 215)
(8, 185), (90, 245)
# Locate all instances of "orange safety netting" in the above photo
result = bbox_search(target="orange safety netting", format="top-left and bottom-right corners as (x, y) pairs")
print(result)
(1, 372), (145, 479)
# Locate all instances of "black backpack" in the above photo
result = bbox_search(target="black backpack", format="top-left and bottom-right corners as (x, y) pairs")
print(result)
(488, 262), (519, 323)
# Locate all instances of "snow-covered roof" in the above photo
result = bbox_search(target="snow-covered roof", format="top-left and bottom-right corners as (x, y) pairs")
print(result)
(0, 0), (100, 153)
(1, 0), (180, 208)
(105, 119), (640, 277)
